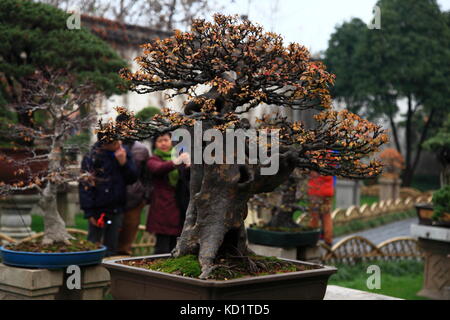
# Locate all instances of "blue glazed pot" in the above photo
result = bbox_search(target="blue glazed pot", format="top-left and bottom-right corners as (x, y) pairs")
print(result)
(0, 245), (107, 269)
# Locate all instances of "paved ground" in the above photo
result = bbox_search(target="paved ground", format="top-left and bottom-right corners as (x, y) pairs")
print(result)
(324, 285), (401, 300)
(333, 217), (418, 245)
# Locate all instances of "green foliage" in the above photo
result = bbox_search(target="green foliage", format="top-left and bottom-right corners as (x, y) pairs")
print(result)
(411, 174), (441, 192)
(326, 0), (450, 115)
(32, 213), (88, 232)
(424, 114), (450, 150)
(0, 105), (18, 126)
(324, 0), (450, 185)
(0, 0), (127, 109)
(135, 106), (161, 121)
(329, 260), (426, 300)
(323, 18), (369, 116)
(432, 185), (450, 219)
(64, 131), (91, 154)
(331, 259), (423, 281)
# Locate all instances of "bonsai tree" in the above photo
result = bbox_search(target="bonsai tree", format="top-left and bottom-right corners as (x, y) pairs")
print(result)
(0, 0), (126, 131)
(136, 106), (161, 121)
(0, 70), (98, 245)
(379, 148), (404, 179)
(424, 114), (450, 223)
(249, 169), (311, 231)
(99, 14), (388, 278)
(423, 114), (450, 187)
(431, 185), (450, 222)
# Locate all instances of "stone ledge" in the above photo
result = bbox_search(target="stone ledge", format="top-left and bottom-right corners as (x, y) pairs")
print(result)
(0, 264), (63, 290)
(0, 263), (110, 300)
(248, 243), (297, 260)
(324, 285), (402, 300)
(410, 224), (450, 242)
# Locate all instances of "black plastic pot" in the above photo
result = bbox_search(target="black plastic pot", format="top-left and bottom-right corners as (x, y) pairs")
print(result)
(247, 227), (321, 247)
(103, 254), (337, 300)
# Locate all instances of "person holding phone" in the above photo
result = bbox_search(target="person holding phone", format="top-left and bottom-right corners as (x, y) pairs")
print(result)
(146, 132), (190, 254)
(79, 133), (138, 256)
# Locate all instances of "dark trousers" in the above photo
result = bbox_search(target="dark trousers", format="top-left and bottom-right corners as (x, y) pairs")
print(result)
(88, 214), (123, 257)
(154, 234), (178, 254)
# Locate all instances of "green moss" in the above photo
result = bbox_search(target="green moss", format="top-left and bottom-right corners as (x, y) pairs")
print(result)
(148, 255), (202, 278)
(5, 239), (100, 253)
(124, 254), (314, 280)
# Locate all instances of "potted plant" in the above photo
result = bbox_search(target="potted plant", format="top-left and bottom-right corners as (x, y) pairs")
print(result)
(378, 148), (404, 201)
(0, 0), (129, 267)
(0, 71), (107, 267)
(100, 14), (387, 299)
(415, 185), (450, 228)
(416, 114), (450, 227)
(247, 170), (321, 248)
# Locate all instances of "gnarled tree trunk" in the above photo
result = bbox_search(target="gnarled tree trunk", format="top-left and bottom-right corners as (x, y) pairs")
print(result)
(39, 144), (73, 244)
(266, 174), (303, 229)
(39, 181), (73, 244)
(173, 151), (296, 279)
(173, 163), (253, 278)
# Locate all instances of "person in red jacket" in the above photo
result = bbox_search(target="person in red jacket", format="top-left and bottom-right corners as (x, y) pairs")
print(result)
(146, 132), (190, 254)
(307, 171), (335, 246)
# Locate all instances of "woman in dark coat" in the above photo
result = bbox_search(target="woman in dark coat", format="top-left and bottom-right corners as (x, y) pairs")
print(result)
(146, 133), (190, 254)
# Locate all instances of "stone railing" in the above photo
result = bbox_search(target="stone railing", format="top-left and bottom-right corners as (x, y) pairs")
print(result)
(246, 194), (432, 227)
(296, 194), (433, 226)
(319, 235), (424, 264)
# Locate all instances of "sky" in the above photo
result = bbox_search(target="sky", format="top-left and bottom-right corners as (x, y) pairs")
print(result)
(217, 0), (450, 55)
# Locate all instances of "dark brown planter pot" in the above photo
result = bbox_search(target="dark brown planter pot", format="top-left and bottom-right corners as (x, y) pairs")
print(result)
(102, 254), (337, 300)
(415, 203), (450, 228)
(247, 227), (320, 247)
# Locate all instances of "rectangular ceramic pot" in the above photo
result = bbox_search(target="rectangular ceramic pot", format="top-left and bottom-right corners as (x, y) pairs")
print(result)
(415, 203), (450, 228)
(103, 254), (337, 300)
(416, 203), (434, 225)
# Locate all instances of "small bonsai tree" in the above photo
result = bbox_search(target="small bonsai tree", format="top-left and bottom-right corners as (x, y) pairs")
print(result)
(423, 114), (450, 187)
(136, 106), (162, 121)
(431, 185), (450, 221)
(249, 169), (311, 231)
(379, 148), (404, 179)
(0, 70), (98, 245)
(99, 15), (388, 278)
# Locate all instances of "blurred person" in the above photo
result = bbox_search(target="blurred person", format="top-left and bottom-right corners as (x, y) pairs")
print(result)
(116, 113), (151, 256)
(146, 132), (190, 254)
(307, 171), (335, 247)
(79, 132), (137, 256)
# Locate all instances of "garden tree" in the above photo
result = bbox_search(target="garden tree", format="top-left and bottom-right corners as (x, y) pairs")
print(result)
(99, 15), (388, 278)
(323, 18), (369, 117)
(324, 0), (450, 186)
(136, 106), (161, 121)
(249, 169), (310, 230)
(424, 114), (450, 187)
(0, 0), (127, 128)
(35, 0), (216, 31)
(0, 70), (98, 244)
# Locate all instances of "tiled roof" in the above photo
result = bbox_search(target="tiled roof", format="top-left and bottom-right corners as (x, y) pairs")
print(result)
(81, 14), (172, 47)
